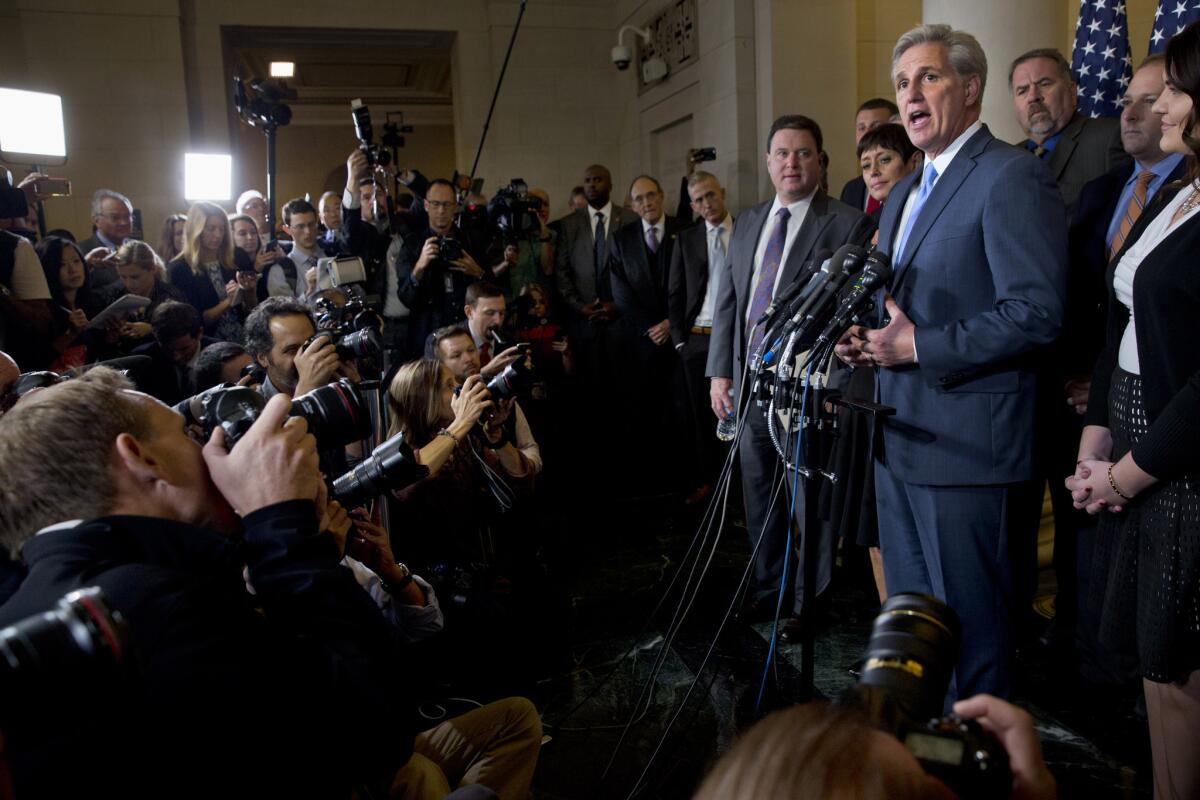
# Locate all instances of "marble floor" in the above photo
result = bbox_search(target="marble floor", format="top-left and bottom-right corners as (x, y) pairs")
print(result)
(523, 493), (1154, 800)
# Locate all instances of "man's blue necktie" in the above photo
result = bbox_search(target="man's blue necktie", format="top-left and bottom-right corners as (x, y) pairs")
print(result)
(894, 163), (939, 263)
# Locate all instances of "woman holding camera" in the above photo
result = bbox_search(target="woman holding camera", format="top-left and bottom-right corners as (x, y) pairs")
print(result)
(386, 358), (533, 565)
(1066, 22), (1200, 799)
(166, 202), (258, 342)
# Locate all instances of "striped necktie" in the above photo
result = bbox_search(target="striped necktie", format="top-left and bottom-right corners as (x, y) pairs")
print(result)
(1109, 171), (1155, 261)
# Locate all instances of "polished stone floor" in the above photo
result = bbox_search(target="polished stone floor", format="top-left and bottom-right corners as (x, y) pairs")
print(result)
(523, 493), (1154, 800)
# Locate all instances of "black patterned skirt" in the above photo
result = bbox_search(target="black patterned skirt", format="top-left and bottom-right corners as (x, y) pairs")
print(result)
(1089, 367), (1200, 683)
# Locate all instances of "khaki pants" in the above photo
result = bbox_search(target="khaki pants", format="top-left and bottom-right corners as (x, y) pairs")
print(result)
(1144, 671), (1200, 800)
(390, 697), (542, 800)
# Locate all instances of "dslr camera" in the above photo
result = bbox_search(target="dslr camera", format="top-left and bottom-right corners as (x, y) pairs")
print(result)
(303, 327), (383, 363)
(332, 431), (429, 508)
(435, 235), (464, 265)
(174, 378), (371, 451)
(838, 593), (1012, 799)
(350, 98), (391, 169)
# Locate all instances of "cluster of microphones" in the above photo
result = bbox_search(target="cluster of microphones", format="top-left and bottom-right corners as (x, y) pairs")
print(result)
(750, 245), (893, 408)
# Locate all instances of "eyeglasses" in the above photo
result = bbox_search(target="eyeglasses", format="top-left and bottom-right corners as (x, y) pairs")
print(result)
(98, 212), (132, 222)
(427, 200), (458, 211)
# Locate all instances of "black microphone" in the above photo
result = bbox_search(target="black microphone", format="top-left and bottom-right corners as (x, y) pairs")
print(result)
(756, 248), (834, 326)
(814, 250), (893, 347)
(762, 244), (869, 363)
(759, 244), (861, 364)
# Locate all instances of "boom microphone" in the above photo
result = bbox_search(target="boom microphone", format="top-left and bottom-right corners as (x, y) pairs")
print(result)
(814, 250), (893, 347)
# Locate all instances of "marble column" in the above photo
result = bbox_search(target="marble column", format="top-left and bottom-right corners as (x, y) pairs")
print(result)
(922, 0), (1066, 144)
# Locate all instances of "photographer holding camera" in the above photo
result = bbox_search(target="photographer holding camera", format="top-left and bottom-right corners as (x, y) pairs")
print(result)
(395, 178), (500, 353)
(243, 296), (361, 399)
(0, 367), (408, 796)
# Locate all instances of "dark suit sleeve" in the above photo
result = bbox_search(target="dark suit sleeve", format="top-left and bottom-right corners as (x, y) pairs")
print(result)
(914, 154), (1067, 382)
(608, 233), (635, 325)
(668, 233), (689, 345)
(555, 217), (585, 313)
(396, 238), (429, 308)
(676, 176), (694, 227)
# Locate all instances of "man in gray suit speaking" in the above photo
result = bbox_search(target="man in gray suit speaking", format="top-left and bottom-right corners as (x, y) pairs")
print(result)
(836, 24), (1067, 700)
(707, 115), (874, 636)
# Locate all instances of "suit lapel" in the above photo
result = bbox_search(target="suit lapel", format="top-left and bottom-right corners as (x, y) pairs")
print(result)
(779, 192), (833, 288)
(890, 126), (989, 290)
(1049, 116), (1083, 182)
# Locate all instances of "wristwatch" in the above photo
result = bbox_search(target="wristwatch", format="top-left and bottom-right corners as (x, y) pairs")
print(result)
(380, 562), (415, 593)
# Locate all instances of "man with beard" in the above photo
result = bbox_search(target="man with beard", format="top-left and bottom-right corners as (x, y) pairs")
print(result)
(1009, 48), (1129, 215)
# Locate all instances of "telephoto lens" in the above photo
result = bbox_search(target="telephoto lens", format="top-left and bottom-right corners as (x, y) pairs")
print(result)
(332, 431), (429, 508)
(337, 326), (383, 361)
(485, 356), (534, 401)
(291, 378), (373, 448)
(0, 587), (134, 729)
(857, 593), (961, 722)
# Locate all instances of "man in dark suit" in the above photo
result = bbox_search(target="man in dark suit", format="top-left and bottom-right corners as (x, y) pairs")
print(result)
(554, 165), (639, 435)
(839, 98), (900, 214)
(669, 171), (733, 500)
(1009, 48), (1131, 216)
(1052, 55), (1187, 664)
(395, 178), (497, 354)
(837, 25), (1067, 700)
(707, 115), (875, 633)
(130, 300), (216, 406)
(609, 174), (680, 491)
(77, 188), (133, 288)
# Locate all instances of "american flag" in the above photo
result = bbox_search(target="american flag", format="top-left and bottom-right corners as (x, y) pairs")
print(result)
(1149, 0), (1200, 54)
(1072, 0), (1133, 118)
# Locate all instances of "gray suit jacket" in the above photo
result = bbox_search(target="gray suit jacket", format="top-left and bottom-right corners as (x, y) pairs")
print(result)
(554, 205), (640, 316)
(704, 190), (874, 400)
(877, 124), (1068, 485)
(1041, 114), (1130, 216)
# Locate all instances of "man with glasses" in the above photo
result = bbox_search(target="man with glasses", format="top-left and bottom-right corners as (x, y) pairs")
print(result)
(395, 178), (497, 354)
(267, 197), (323, 298)
(79, 188), (134, 288)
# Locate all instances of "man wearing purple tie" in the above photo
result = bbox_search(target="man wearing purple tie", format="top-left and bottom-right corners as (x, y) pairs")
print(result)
(706, 116), (874, 635)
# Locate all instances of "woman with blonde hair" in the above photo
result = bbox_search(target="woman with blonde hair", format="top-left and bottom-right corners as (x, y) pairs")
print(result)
(157, 213), (186, 264)
(165, 202), (257, 342)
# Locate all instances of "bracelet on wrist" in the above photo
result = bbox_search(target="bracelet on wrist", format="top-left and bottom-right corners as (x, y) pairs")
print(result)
(436, 428), (458, 444)
(1107, 464), (1133, 502)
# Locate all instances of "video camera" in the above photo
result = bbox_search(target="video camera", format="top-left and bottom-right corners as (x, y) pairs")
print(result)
(233, 77), (294, 130)
(350, 99), (391, 169)
(174, 378), (371, 451)
(838, 593), (1012, 799)
(490, 179), (542, 240)
(313, 286), (383, 337)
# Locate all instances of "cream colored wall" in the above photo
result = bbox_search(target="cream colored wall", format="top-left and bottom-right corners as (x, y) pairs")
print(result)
(4, 1), (190, 240)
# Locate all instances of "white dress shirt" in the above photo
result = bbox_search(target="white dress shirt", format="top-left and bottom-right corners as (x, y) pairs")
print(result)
(746, 190), (816, 326)
(588, 201), (615, 239)
(641, 216), (665, 249)
(695, 214), (732, 328)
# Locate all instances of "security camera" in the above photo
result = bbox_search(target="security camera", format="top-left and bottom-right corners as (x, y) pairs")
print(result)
(613, 25), (652, 73)
(612, 45), (632, 71)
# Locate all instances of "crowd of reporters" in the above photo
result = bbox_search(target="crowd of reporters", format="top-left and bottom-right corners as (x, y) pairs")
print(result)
(8, 17), (1200, 796)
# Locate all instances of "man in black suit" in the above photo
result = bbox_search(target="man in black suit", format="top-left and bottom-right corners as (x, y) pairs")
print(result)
(1044, 54), (1188, 660)
(77, 188), (133, 288)
(609, 174), (680, 491)
(839, 98), (899, 214)
(130, 300), (215, 405)
(1009, 48), (1131, 216)
(707, 115), (875, 634)
(669, 170), (733, 501)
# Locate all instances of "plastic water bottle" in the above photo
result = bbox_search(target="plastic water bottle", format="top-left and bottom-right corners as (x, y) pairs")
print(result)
(716, 413), (737, 442)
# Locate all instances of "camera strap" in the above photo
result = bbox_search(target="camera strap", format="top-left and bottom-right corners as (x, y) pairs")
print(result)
(467, 437), (516, 513)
